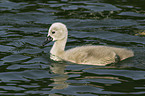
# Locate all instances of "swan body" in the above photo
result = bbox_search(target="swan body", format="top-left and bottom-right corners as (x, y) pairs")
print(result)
(42, 22), (134, 66)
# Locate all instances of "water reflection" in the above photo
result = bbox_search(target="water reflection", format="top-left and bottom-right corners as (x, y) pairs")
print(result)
(48, 61), (145, 95)
(50, 63), (69, 90)
(49, 62), (118, 91)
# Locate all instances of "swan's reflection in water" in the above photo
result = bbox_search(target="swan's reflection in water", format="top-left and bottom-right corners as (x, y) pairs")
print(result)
(49, 63), (69, 90)
(49, 62), (128, 96)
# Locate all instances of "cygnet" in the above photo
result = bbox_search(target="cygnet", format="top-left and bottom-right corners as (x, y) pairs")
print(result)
(42, 22), (134, 66)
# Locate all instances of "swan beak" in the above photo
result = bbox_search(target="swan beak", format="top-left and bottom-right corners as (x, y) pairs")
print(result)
(42, 35), (52, 46)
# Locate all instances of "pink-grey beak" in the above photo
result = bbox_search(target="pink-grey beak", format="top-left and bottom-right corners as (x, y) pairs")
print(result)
(42, 35), (52, 46)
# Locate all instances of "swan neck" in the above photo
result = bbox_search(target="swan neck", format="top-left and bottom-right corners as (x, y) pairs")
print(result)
(50, 37), (67, 56)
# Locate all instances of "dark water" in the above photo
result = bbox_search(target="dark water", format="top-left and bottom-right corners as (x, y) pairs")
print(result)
(0, 0), (145, 95)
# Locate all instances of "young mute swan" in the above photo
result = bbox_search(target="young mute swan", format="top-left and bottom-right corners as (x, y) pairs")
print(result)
(42, 22), (134, 66)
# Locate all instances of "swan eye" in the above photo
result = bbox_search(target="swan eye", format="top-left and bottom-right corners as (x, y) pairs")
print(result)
(52, 31), (55, 34)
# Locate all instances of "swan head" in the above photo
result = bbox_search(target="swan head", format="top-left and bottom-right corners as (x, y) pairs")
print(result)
(42, 22), (68, 46)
